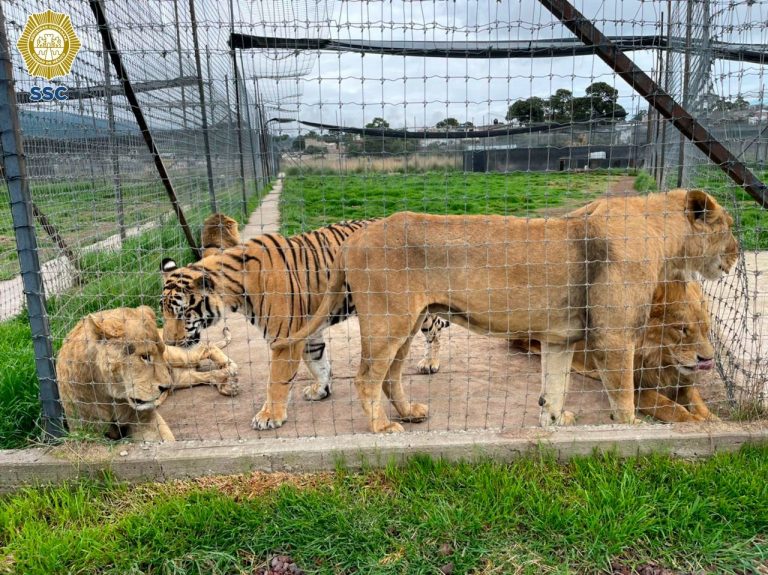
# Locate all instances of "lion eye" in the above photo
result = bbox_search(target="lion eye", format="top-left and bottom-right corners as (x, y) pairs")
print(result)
(140, 353), (152, 363)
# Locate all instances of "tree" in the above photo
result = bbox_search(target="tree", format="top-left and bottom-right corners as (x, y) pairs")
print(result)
(436, 117), (459, 129)
(366, 117), (389, 129)
(506, 97), (546, 124)
(584, 82), (626, 121)
(291, 135), (306, 151)
(548, 89), (573, 122)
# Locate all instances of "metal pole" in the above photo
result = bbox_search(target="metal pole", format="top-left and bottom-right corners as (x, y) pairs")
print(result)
(89, 0), (200, 258)
(538, 0), (768, 208)
(238, 52), (261, 189)
(229, 64), (248, 217)
(188, 0), (217, 213)
(676, 0), (694, 187)
(172, 0), (188, 130)
(102, 37), (124, 240)
(0, 5), (63, 439)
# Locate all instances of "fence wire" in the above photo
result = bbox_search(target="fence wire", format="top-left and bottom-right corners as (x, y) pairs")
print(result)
(0, 0), (766, 446)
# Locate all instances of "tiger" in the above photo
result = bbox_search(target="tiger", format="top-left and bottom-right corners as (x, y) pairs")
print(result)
(161, 219), (449, 431)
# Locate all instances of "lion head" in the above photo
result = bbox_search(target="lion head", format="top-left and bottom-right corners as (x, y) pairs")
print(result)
(201, 213), (240, 258)
(679, 189), (739, 281)
(636, 281), (714, 385)
(57, 306), (172, 431)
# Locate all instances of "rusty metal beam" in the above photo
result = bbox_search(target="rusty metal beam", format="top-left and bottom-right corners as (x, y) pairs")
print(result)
(539, 0), (768, 209)
(89, 0), (201, 257)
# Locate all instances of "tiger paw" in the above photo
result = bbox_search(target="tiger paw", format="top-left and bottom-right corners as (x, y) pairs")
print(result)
(400, 402), (429, 422)
(252, 406), (287, 430)
(303, 382), (330, 401)
(416, 358), (440, 374)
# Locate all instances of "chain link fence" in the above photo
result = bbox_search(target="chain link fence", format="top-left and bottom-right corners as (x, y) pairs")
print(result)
(1, 0), (766, 448)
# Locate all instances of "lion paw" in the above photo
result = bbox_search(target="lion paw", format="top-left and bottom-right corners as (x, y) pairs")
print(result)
(303, 383), (330, 401)
(540, 410), (576, 427)
(400, 402), (429, 422)
(610, 411), (639, 425)
(216, 377), (239, 397)
(374, 421), (405, 433)
(225, 361), (238, 378)
(416, 358), (440, 374)
(252, 405), (287, 430)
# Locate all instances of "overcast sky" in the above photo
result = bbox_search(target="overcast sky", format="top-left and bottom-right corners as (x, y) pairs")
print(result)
(8, 0), (768, 134)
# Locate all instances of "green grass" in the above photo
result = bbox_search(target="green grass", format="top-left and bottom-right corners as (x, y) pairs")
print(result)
(633, 169), (658, 193)
(279, 171), (623, 234)
(0, 182), (267, 449)
(691, 166), (768, 251)
(0, 177), (252, 281)
(1, 447), (767, 574)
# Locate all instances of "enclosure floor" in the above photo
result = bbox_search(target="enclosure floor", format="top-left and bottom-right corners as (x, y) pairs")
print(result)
(157, 177), (733, 441)
(158, 313), (728, 441)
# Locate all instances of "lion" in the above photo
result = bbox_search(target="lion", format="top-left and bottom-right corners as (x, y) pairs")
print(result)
(57, 306), (238, 442)
(515, 280), (720, 423)
(272, 189), (738, 433)
(201, 213), (240, 258)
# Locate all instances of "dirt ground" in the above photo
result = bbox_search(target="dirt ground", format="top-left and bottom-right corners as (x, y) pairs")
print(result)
(157, 174), (731, 440)
(158, 313), (729, 441)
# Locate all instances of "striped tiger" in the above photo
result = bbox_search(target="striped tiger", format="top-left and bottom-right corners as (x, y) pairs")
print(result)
(161, 219), (449, 430)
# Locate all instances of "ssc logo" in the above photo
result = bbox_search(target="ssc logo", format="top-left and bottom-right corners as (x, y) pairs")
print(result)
(29, 86), (69, 102)
(16, 10), (81, 80)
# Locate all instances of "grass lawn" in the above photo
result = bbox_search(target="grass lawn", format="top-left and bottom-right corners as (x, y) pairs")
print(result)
(1, 447), (767, 574)
(0, 177), (251, 281)
(0, 182), (266, 449)
(691, 166), (768, 251)
(279, 171), (625, 235)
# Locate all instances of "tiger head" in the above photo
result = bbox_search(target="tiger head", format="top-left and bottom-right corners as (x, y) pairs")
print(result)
(160, 258), (223, 347)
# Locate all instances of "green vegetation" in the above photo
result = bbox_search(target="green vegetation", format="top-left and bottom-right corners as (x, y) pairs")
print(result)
(692, 166), (768, 251)
(280, 171), (622, 234)
(0, 182), (266, 449)
(0, 178), (251, 281)
(1, 447), (767, 574)
(633, 169), (657, 193)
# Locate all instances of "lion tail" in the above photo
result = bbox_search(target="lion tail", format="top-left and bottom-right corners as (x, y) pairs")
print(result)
(270, 257), (349, 351)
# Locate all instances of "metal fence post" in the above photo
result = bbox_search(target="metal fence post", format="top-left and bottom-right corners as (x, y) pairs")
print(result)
(102, 41), (125, 240)
(189, 0), (217, 213)
(0, 6), (64, 439)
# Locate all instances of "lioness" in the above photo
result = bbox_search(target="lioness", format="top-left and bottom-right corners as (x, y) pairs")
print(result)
(516, 280), (719, 423)
(201, 212), (240, 258)
(57, 306), (238, 442)
(272, 189), (737, 433)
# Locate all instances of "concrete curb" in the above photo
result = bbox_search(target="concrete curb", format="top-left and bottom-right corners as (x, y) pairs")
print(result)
(2, 423), (766, 491)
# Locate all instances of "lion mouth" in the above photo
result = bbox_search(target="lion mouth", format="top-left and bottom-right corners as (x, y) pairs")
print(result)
(128, 397), (158, 411)
(679, 357), (714, 374)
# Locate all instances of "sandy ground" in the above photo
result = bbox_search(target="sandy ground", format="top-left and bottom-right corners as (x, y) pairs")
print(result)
(157, 176), (733, 441)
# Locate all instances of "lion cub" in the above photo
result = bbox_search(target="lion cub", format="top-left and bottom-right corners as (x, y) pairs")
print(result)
(57, 306), (238, 442)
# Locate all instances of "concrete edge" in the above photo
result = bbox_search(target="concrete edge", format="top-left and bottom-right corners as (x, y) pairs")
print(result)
(1, 423), (767, 492)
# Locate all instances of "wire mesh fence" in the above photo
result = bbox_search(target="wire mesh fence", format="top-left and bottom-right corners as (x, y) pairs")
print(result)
(0, 0), (766, 447)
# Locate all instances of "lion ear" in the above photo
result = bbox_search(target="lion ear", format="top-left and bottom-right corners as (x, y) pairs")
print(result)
(161, 258), (178, 274)
(86, 312), (125, 341)
(685, 189), (716, 223)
